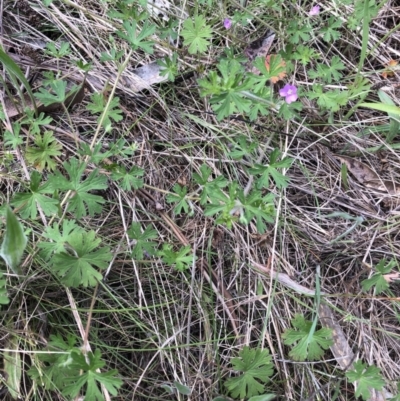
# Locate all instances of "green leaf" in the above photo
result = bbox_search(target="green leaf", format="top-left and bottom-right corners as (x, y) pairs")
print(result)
(26, 131), (62, 171)
(0, 272), (9, 305)
(111, 165), (144, 191)
(182, 15), (212, 54)
(166, 184), (192, 215)
(44, 41), (71, 58)
(11, 171), (59, 219)
(309, 55), (345, 84)
(174, 381), (192, 395)
(193, 165), (229, 205)
(4, 334), (22, 399)
(224, 346), (274, 399)
(86, 93), (123, 132)
(38, 220), (84, 261)
(0, 206), (27, 275)
(116, 20), (155, 53)
(49, 158), (108, 218)
(346, 361), (385, 400)
(282, 314), (333, 361)
(227, 135), (258, 160)
(4, 123), (23, 149)
(278, 100), (303, 120)
(193, 164), (212, 186)
(0, 46), (37, 111)
(360, 102), (400, 115)
(128, 222), (158, 259)
(252, 55), (286, 89)
(160, 384), (175, 394)
(361, 258), (396, 294)
(197, 54), (276, 121)
(100, 48), (124, 63)
(158, 53), (179, 81)
(108, 2), (148, 21)
(21, 109), (53, 135)
(28, 333), (78, 390)
(29, 335), (122, 399)
(287, 21), (311, 44)
(377, 90), (400, 143)
(62, 349), (122, 400)
(108, 138), (138, 157)
(204, 183), (276, 233)
(308, 85), (349, 112)
(321, 17), (342, 42)
(247, 87), (272, 120)
(248, 395), (276, 401)
(50, 229), (112, 287)
(158, 244), (195, 271)
(353, 0), (380, 24)
(292, 45), (319, 66)
(35, 80), (68, 106)
(78, 143), (113, 164)
(248, 148), (293, 189)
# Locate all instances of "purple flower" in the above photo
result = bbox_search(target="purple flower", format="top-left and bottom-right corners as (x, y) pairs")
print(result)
(223, 18), (232, 29)
(309, 5), (320, 16)
(279, 84), (298, 104)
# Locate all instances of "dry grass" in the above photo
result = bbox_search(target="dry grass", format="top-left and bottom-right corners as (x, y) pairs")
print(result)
(1, 0), (400, 400)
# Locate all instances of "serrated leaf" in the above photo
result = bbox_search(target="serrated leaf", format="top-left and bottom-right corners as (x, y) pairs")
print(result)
(35, 80), (68, 106)
(49, 158), (108, 218)
(0, 207), (27, 275)
(4, 123), (23, 149)
(26, 131), (62, 171)
(282, 314), (333, 361)
(11, 171), (59, 219)
(224, 346), (274, 399)
(28, 333), (78, 390)
(346, 361), (385, 400)
(248, 148), (293, 189)
(158, 244), (195, 271)
(111, 165), (144, 191)
(182, 15), (212, 54)
(62, 349), (123, 400)
(128, 223), (158, 259)
(38, 220), (84, 260)
(361, 273), (389, 294)
(116, 20), (155, 53)
(50, 229), (112, 287)
(21, 110), (53, 135)
(86, 93), (123, 131)
(166, 184), (191, 215)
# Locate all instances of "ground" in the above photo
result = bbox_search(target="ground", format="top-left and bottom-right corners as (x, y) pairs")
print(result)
(0, 0), (400, 400)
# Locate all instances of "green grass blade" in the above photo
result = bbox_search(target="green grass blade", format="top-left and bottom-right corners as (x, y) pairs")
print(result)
(359, 102), (400, 115)
(377, 90), (400, 142)
(0, 47), (37, 112)
(0, 206), (27, 275)
(4, 334), (22, 399)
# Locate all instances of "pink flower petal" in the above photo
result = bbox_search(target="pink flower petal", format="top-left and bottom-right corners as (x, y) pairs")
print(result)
(223, 18), (232, 29)
(309, 5), (320, 16)
(280, 84), (298, 104)
(285, 93), (298, 104)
